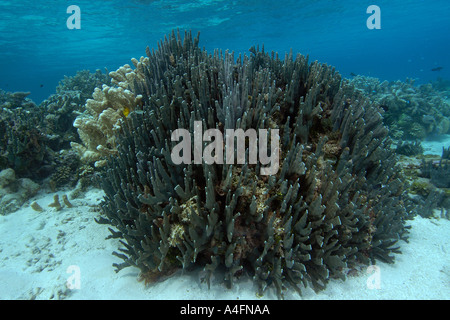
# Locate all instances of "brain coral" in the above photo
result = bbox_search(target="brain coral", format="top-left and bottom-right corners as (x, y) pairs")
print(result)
(97, 30), (415, 298)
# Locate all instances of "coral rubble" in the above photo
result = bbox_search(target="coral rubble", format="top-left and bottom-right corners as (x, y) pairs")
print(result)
(97, 30), (415, 298)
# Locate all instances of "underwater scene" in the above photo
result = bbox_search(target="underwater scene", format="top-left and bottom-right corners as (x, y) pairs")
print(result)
(0, 0), (449, 301)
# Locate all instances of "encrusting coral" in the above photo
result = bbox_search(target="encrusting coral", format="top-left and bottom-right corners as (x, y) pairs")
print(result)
(97, 30), (416, 298)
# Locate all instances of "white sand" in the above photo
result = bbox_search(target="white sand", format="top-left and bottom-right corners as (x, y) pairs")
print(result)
(0, 187), (449, 300)
(422, 134), (450, 156)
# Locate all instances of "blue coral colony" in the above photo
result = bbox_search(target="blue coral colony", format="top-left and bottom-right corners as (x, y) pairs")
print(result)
(1, 30), (450, 298)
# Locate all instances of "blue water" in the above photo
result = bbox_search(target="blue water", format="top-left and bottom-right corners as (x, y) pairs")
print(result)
(0, 0), (449, 104)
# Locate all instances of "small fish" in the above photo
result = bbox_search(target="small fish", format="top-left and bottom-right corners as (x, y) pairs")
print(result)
(40, 84), (44, 88)
(350, 72), (357, 77)
(431, 66), (443, 72)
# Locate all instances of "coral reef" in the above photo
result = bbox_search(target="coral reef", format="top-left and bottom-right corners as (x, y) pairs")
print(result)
(41, 69), (111, 151)
(97, 30), (414, 298)
(349, 76), (450, 140)
(0, 90), (37, 109)
(0, 69), (111, 195)
(56, 69), (111, 103)
(0, 70), (110, 184)
(0, 105), (52, 180)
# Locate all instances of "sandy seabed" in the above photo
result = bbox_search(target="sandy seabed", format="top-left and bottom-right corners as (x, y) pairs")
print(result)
(0, 184), (449, 300)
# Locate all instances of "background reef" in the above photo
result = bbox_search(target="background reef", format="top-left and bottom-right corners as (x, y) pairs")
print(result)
(0, 70), (110, 185)
(0, 70), (110, 213)
(95, 31), (416, 298)
(350, 75), (450, 140)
